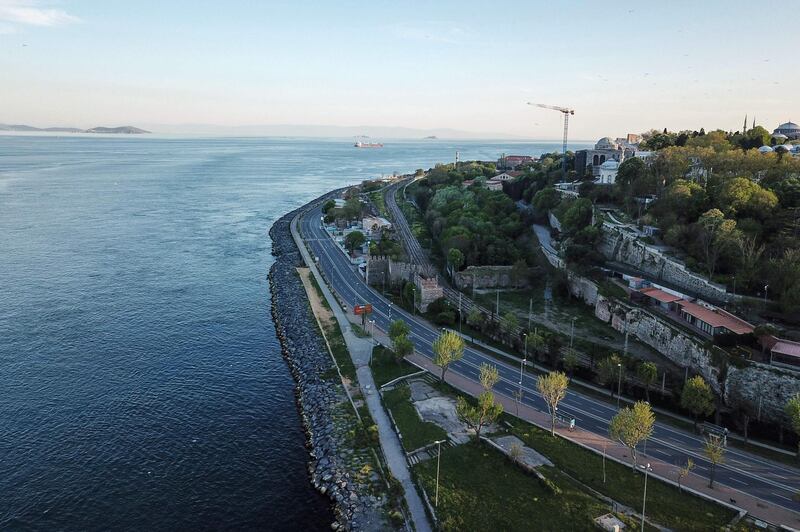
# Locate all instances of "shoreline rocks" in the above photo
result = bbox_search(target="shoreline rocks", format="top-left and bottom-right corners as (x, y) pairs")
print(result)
(268, 195), (383, 531)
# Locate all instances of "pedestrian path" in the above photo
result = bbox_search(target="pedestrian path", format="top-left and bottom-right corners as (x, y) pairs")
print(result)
(291, 213), (432, 532)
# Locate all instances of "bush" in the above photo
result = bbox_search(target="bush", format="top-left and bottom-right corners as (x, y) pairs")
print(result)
(435, 310), (456, 326)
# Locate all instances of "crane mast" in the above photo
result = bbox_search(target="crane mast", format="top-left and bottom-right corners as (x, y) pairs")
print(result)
(528, 102), (575, 181)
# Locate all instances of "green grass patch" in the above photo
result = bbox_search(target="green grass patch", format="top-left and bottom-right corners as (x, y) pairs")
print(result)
(324, 320), (357, 382)
(307, 272), (331, 310)
(414, 441), (609, 531)
(508, 419), (736, 531)
(369, 190), (388, 217)
(383, 385), (447, 451)
(371, 345), (418, 388)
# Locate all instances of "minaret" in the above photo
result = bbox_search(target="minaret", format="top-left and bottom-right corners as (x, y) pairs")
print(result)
(753, 116), (756, 130)
(743, 114), (748, 133)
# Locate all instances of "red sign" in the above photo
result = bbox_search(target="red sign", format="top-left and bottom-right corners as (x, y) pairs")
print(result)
(354, 304), (373, 315)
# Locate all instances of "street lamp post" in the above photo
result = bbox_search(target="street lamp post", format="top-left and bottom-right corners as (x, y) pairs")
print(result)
(434, 439), (446, 507)
(569, 317), (577, 349)
(519, 333), (528, 397)
(389, 302), (393, 322)
(458, 292), (462, 336)
(616, 363), (623, 409)
(411, 287), (416, 316)
(764, 284), (769, 305)
(640, 463), (652, 532)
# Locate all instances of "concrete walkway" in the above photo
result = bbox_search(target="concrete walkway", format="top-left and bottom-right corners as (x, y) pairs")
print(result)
(291, 213), (432, 532)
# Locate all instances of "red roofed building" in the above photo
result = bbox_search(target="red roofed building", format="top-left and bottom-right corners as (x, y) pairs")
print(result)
(635, 287), (683, 311)
(498, 155), (534, 170)
(676, 300), (754, 337)
(770, 339), (800, 370)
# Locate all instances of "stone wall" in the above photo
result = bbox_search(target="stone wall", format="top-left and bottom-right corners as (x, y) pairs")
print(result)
(454, 265), (530, 290)
(567, 273), (800, 423)
(599, 224), (729, 303)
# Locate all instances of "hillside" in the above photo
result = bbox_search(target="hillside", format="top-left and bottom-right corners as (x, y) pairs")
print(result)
(0, 124), (150, 134)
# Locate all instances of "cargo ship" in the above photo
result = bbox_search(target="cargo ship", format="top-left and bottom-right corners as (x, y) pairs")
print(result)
(354, 136), (383, 148)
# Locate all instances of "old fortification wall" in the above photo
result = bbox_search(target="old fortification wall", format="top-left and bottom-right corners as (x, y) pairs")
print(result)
(454, 265), (531, 290)
(599, 225), (729, 303)
(568, 274), (800, 422)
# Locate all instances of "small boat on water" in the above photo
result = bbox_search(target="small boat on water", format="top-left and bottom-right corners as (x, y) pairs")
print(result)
(354, 141), (384, 148)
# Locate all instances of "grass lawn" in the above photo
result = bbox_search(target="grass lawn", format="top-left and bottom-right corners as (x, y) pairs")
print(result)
(324, 319), (357, 382)
(383, 385), (447, 451)
(371, 345), (419, 388)
(414, 441), (611, 531)
(508, 419), (736, 531)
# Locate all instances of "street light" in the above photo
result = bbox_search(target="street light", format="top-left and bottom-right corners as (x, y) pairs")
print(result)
(434, 439), (447, 507)
(411, 286), (416, 317)
(616, 363), (623, 409)
(519, 333), (528, 397)
(640, 463), (652, 532)
(569, 317), (577, 349)
(389, 302), (393, 322)
(764, 284), (769, 305)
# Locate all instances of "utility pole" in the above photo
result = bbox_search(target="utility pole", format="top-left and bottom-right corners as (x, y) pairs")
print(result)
(528, 298), (532, 332)
(496, 289), (499, 318)
(458, 292), (463, 335)
(617, 363), (623, 409)
(435, 439), (445, 507)
(641, 463), (652, 532)
(569, 317), (577, 349)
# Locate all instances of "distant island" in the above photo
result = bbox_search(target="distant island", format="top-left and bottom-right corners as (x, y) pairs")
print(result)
(0, 124), (150, 134)
(424, 135), (438, 139)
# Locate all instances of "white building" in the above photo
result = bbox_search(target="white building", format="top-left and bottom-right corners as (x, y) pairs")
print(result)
(596, 159), (619, 185)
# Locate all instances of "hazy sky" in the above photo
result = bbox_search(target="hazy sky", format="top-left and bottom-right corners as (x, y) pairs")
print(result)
(1, 0), (798, 138)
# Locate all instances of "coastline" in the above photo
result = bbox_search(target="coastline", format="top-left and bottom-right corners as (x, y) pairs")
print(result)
(268, 192), (385, 530)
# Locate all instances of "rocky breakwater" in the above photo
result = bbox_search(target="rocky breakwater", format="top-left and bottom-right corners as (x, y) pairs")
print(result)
(269, 205), (384, 531)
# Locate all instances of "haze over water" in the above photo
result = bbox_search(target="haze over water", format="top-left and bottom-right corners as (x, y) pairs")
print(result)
(0, 135), (586, 530)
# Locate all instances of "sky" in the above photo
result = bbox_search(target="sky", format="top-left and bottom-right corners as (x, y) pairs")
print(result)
(1, 0), (798, 139)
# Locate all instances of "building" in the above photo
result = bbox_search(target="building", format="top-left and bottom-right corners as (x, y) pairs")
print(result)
(485, 179), (504, 191)
(574, 137), (626, 177)
(773, 121), (800, 140)
(414, 273), (443, 312)
(636, 287), (683, 311)
(769, 338), (800, 370)
(361, 216), (391, 237)
(676, 300), (754, 337)
(484, 171), (520, 191)
(497, 155), (534, 170)
(596, 159), (619, 185)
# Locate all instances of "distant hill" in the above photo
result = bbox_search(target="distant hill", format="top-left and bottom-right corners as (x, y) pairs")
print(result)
(0, 124), (150, 134)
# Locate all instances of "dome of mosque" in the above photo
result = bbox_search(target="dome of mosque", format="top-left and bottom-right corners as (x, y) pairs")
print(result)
(758, 145), (774, 153)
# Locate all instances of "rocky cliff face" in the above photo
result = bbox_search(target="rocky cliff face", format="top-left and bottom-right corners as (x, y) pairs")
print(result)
(599, 225), (729, 303)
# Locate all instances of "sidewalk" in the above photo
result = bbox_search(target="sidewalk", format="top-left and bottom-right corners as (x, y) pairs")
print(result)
(406, 352), (800, 529)
(291, 213), (432, 532)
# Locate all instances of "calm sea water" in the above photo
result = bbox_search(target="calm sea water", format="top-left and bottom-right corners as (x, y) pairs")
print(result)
(0, 135), (587, 530)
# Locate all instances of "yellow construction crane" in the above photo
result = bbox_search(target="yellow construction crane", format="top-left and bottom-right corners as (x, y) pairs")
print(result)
(528, 102), (574, 180)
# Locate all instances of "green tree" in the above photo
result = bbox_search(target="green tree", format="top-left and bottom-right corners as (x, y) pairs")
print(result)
(456, 391), (503, 442)
(562, 198), (593, 233)
(636, 361), (658, 402)
(528, 329), (546, 358)
(321, 199), (336, 214)
(786, 393), (800, 457)
(681, 375), (715, 431)
(703, 434), (726, 488)
(562, 348), (579, 376)
(532, 187), (560, 212)
(718, 177), (778, 219)
(537, 371), (570, 436)
(677, 458), (695, 493)
(388, 319), (410, 342)
(697, 209), (737, 279)
(609, 401), (655, 470)
(392, 335), (414, 364)
(597, 354), (624, 397)
(447, 247), (464, 277)
(466, 307), (483, 329)
(479, 363), (499, 391)
(500, 311), (519, 340)
(433, 330), (465, 382)
(344, 230), (366, 252)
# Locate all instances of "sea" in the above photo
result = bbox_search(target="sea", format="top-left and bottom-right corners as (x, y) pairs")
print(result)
(0, 135), (590, 530)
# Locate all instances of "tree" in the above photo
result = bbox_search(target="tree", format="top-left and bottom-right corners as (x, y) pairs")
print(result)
(466, 307), (482, 329)
(479, 363), (499, 391)
(532, 187), (560, 212)
(562, 348), (579, 376)
(392, 335), (413, 364)
(447, 247), (464, 278)
(718, 177), (778, 219)
(500, 311), (519, 340)
(786, 393), (800, 457)
(681, 376), (715, 431)
(527, 329), (546, 357)
(609, 401), (655, 470)
(597, 354), (624, 397)
(562, 198), (593, 233)
(388, 319), (410, 342)
(322, 199), (336, 214)
(344, 230), (365, 253)
(636, 362), (658, 402)
(677, 458), (695, 493)
(697, 209), (737, 279)
(433, 330), (465, 382)
(703, 433), (726, 488)
(509, 442), (523, 465)
(537, 371), (570, 436)
(511, 259), (528, 286)
(456, 391), (503, 442)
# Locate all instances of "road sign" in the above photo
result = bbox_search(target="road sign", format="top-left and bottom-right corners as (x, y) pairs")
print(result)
(354, 304), (373, 315)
